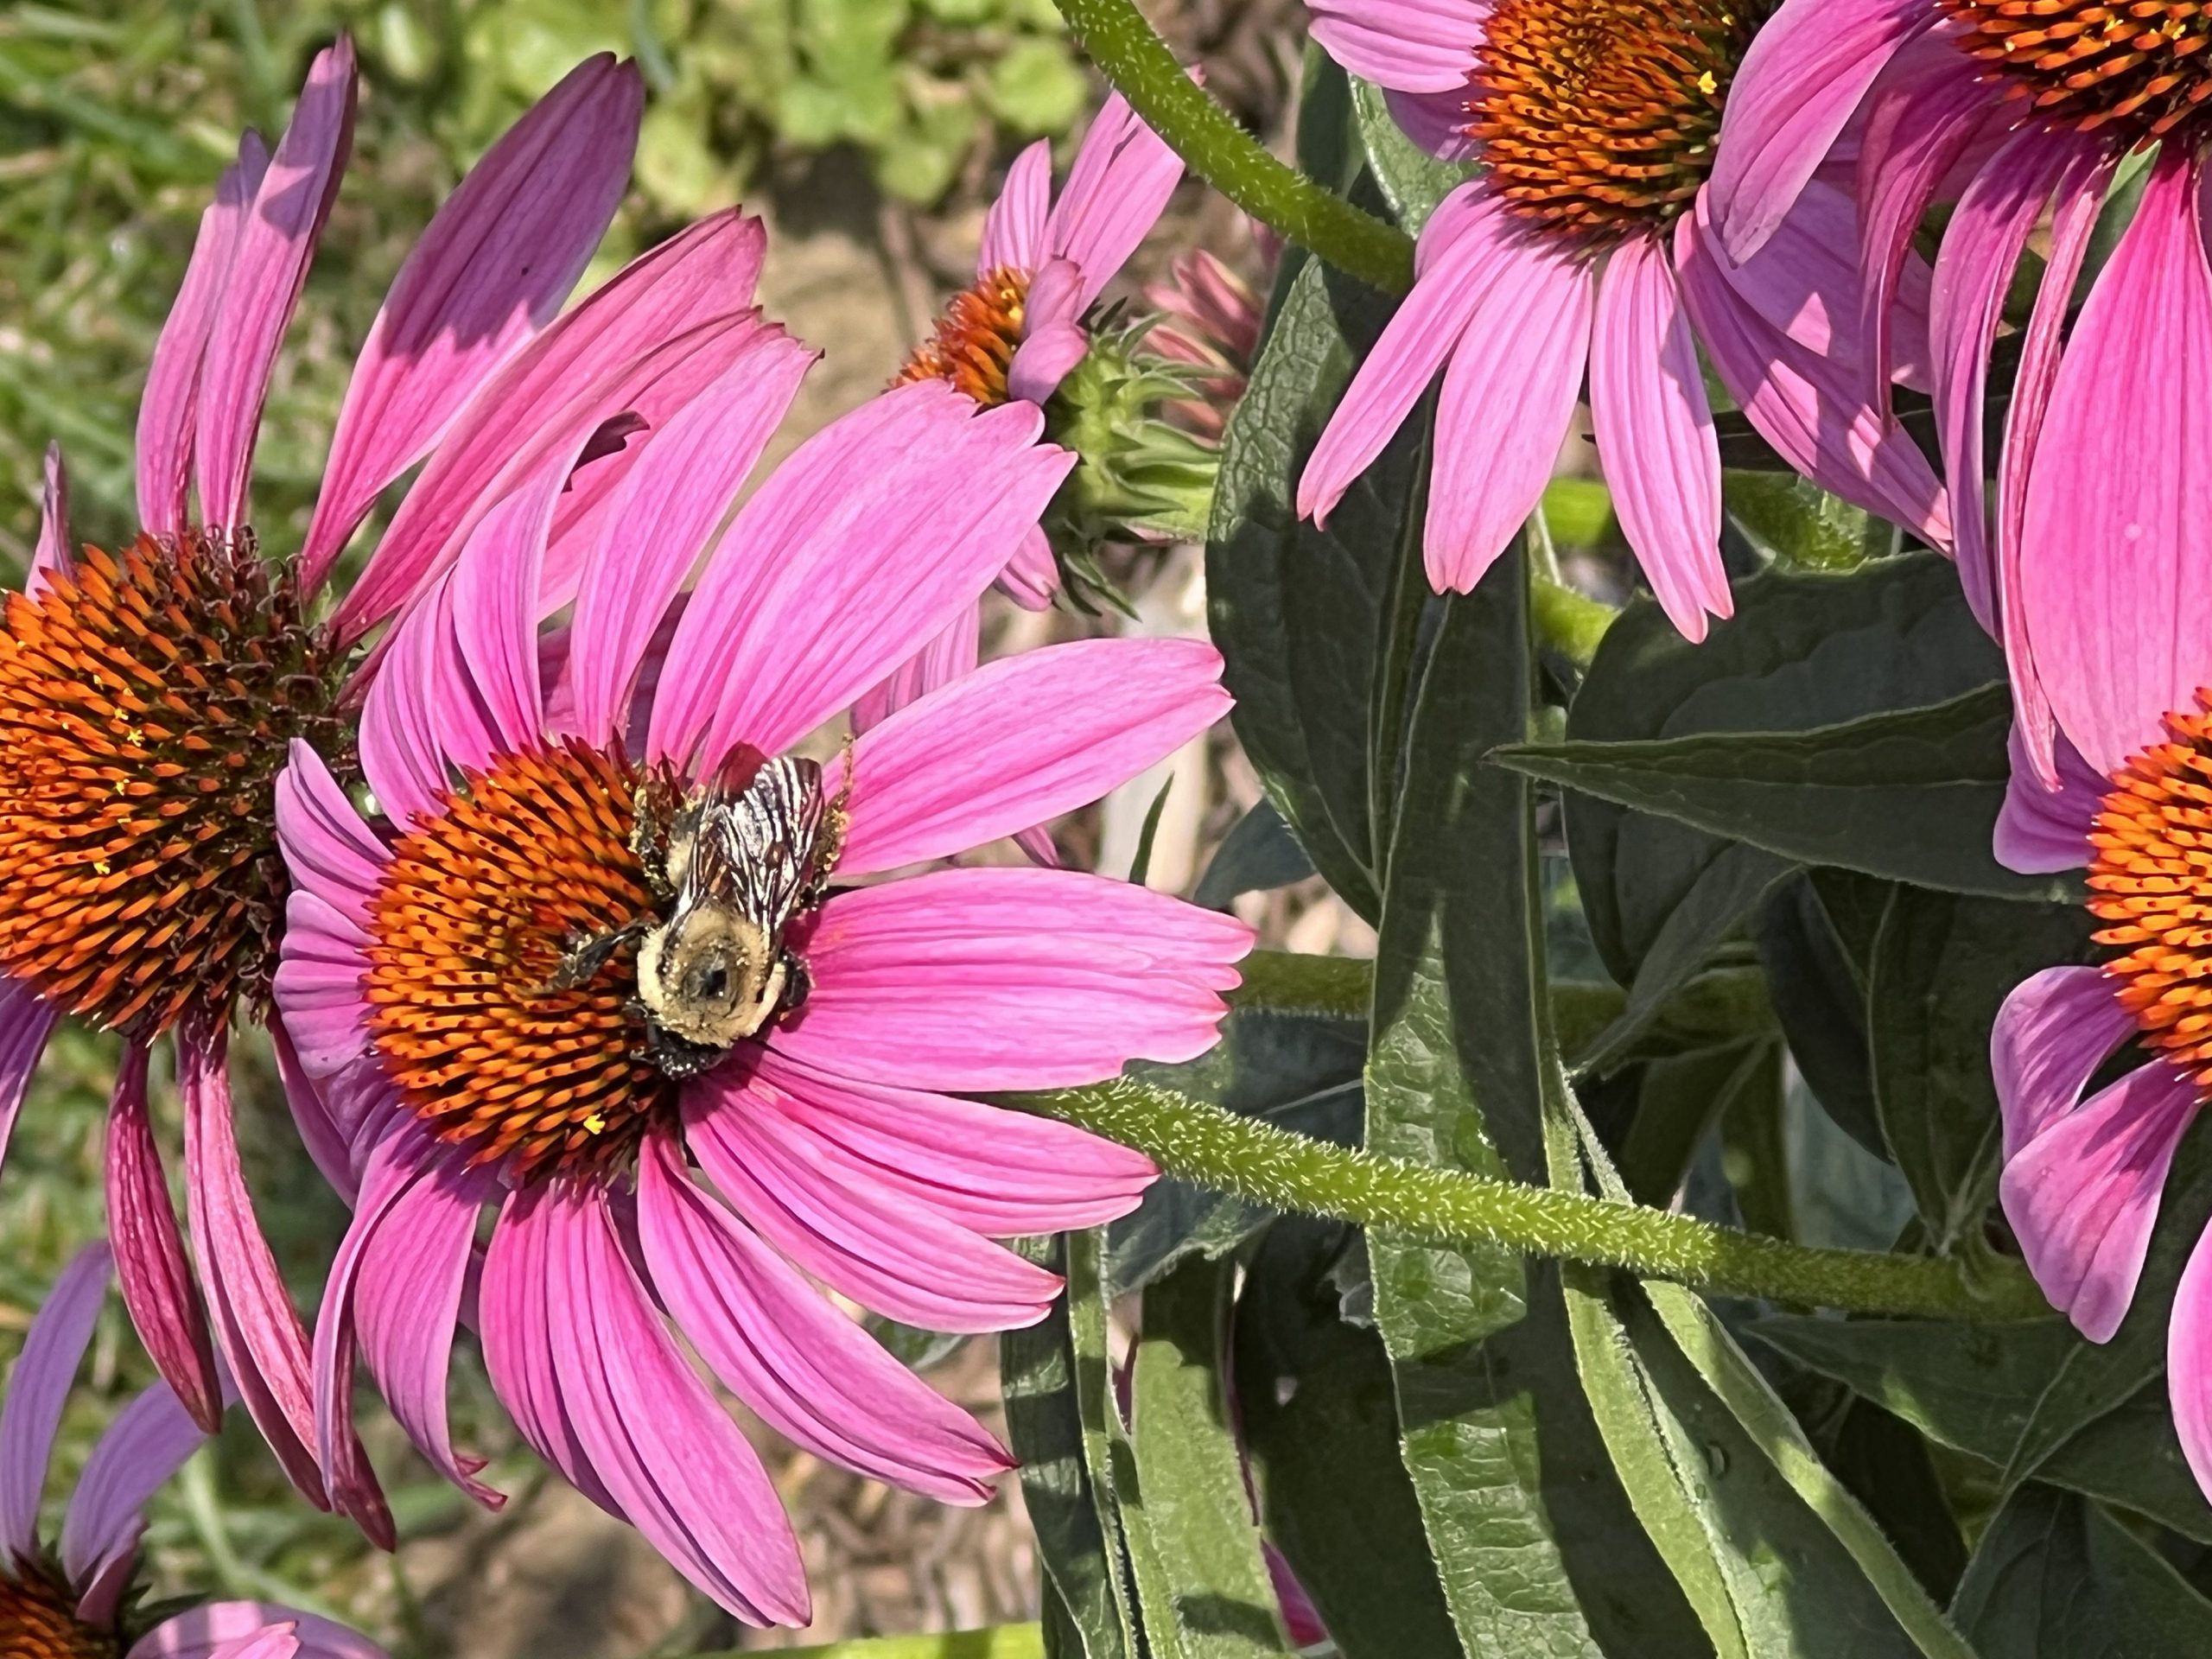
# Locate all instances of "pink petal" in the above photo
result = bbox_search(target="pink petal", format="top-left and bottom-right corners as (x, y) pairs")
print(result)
(1588, 235), (1726, 640)
(0, 978), (60, 1183)
(200, 1631), (298, 1659)
(31, 442), (69, 597)
(683, 1081), (1065, 1332)
(769, 867), (1249, 1090)
(979, 140), (1052, 275)
(1707, 0), (1929, 263)
(194, 39), (357, 532)
(752, 1046), (1157, 1233)
(355, 606), (452, 830)
(266, 1014), (359, 1203)
(559, 331), (814, 746)
(1384, 86), (1479, 165)
(839, 636), (1229, 874)
(2003, 143), (2126, 784)
(1298, 182), (1507, 531)
(298, 56), (644, 582)
(136, 132), (268, 537)
(2018, 153), (2212, 778)
(997, 527), (1059, 610)
(63, 1379), (206, 1622)
(1046, 92), (1185, 312)
(1006, 320), (1089, 405)
(546, 1185), (811, 1625)
(441, 461), (570, 764)
(0, 1243), (110, 1560)
(1306, 0), (1485, 94)
(1426, 238), (1592, 593)
(327, 210), (766, 632)
(105, 1045), (223, 1434)
(851, 606), (982, 734)
(2000, 1055), (2199, 1342)
(2168, 1222), (2212, 1503)
(270, 888), (373, 1083)
(649, 384), (1073, 771)
(1992, 964), (2135, 1160)
(635, 1134), (1014, 1501)
(274, 741), (389, 925)
(130, 1604), (386, 1659)
(1994, 721), (2106, 875)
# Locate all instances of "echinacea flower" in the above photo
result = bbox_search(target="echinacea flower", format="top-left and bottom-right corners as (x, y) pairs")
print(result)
(1986, 499), (2212, 1503)
(273, 373), (1249, 1623)
(1295, 0), (1952, 639)
(1142, 245), (1268, 442)
(1705, 0), (2212, 781)
(0, 1243), (386, 1659)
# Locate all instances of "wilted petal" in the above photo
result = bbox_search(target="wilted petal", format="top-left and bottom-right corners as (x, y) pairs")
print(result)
(0, 1243), (110, 1560)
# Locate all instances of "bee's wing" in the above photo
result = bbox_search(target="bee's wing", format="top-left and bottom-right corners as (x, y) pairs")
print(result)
(687, 756), (825, 931)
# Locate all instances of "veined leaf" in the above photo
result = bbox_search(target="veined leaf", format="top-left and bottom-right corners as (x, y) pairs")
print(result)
(1952, 1487), (2212, 1655)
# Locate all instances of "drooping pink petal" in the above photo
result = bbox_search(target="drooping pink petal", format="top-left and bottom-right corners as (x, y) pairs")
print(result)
(545, 1185), (811, 1625)
(751, 1046), (1157, 1233)
(194, 38), (357, 533)
(2002, 1055), (2200, 1342)
(105, 1045), (223, 1434)
(851, 606), (982, 735)
(2002, 142), (2125, 785)
(0, 977), (61, 1182)
(559, 333), (814, 746)
(650, 384), (1073, 772)
(1928, 126), (2088, 632)
(136, 132), (268, 537)
(1045, 93), (1185, 312)
(441, 461), (571, 764)
(180, 1024), (349, 1524)
(997, 527), (1059, 610)
(1675, 197), (1950, 550)
(298, 56), (645, 582)
(275, 741), (390, 925)
(1588, 234), (1726, 640)
(1426, 238), (1592, 593)
(355, 605), (452, 831)
(839, 636), (1228, 874)
(2018, 153), (2212, 779)
(1298, 182), (1511, 530)
(979, 140), (1052, 275)
(1306, 0), (1485, 94)
(1994, 721), (2106, 875)
(0, 1243), (110, 1560)
(63, 1378), (207, 1624)
(2169, 1222), (2212, 1503)
(1707, 0), (1929, 263)
(327, 210), (766, 629)
(1991, 964), (2136, 1160)
(129, 1604), (385, 1659)
(265, 1014), (359, 1203)
(635, 1133), (1014, 1502)
(682, 1082), (1065, 1332)
(31, 442), (70, 597)
(769, 867), (1248, 1090)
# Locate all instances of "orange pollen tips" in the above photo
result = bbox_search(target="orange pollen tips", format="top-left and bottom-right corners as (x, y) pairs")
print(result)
(0, 531), (344, 1038)
(0, 1559), (123, 1659)
(2085, 700), (2212, 1077)
(1940, 0), (2212, 138)
(895, 266), (1031, 406)
(1467, 0), (1757, 238)
(365, 742), (674, 1180)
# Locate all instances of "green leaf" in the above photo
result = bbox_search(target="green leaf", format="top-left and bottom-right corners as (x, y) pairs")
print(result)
(982, 37), (1087, 134)
(1001, 1234), (1137, 1659)
(1726, 472), (1888, 573)
(1350, 77), (1466, 230)
(1951, 1487), (2212, 1656)
(1192, 800), (1314, 911)
(1207, 257), (1427, 923)
(1365, 547), (1699, 1655)
(1502, 682), (2062, 899)
(1756, 874), (1886, 1160)
(1867, 890), (2098, 1251)
(1123, 1257), (1295, 1658)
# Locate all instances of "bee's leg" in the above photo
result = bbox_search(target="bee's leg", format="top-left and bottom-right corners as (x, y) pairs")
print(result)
(629, 785), (677, 901)
(542, 920), (645, 993)
(801, 735), (858, 909)
(775, 950), (812, 1021)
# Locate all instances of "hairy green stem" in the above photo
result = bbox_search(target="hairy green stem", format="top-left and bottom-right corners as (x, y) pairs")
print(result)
(1022, 1078), (2054, 1322)
(1050, 0), (1415, 292)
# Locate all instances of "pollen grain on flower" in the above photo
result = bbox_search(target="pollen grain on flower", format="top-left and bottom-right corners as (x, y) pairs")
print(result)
(1466, 0), (1758, 239)
(1940, 0), (2212, 138)
(895, 266), (1031, 405)
(363, 741), (675, 1179)
(0, 1560), (122, 1659)
(0, 531), (345, 1037)
(2085, 698), (2212, 1077)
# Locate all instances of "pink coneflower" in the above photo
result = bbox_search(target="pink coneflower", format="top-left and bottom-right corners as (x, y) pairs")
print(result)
(1295, 0), (1951, 639)
(0, 1243), (385, 1659)
(272, 374), (1249, 1622)
(1705, 0), (2212, 780)
(1143, 245), (1269, 442)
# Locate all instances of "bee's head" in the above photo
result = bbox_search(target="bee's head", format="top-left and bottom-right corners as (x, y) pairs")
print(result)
(634, 907), (785, 1053)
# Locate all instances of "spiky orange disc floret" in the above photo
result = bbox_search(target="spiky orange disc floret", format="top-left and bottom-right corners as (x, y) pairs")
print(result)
(2084, 699), (2212, 1077)
(1466, 0), (1757, 238)
(1941, 0), (2212, 138)
(0, 1560), (122, 1659)
(0, 532), (344, 1037)
(364, 742), (675, 1179)
(895, 266), (1031, 406)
